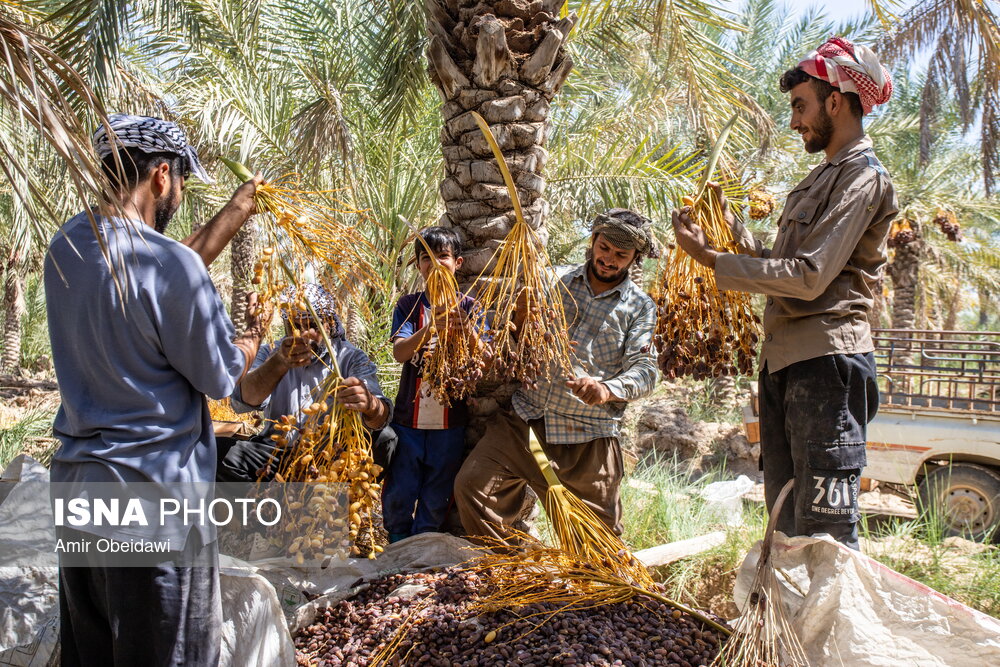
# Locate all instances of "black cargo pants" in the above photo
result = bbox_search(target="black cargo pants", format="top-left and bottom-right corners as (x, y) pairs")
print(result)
(759, 352), (879, 550)
(58, 527), (221, 666)
(217, 426), (398, 483)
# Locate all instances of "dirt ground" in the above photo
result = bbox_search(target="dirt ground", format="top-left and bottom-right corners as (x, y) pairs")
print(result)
(665, 558), (742, 620)
(0, 376), (58, 416)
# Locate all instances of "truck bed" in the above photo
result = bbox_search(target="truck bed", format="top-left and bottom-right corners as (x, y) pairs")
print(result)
(873, 329), (999, 417)
(867, 330), (1000, 485)
(740, 330), (1000, 487)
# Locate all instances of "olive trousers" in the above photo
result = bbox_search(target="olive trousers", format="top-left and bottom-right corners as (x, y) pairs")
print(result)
(454, 410), (623, 545)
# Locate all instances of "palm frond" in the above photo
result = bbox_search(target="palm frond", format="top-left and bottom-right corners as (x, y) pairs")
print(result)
(45, 0), (131, 90)
(569, 0), (771, 152)
(877, 0), (1000, 192)
(866, 0), (903, 27)
(0, 10), (117, 254)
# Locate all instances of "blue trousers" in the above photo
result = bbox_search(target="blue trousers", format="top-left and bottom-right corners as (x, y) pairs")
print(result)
(382, 424), (466, 536)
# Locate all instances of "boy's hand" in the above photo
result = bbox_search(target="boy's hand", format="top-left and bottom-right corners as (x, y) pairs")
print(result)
(431, 305), (469, 335)
(430, 305), (452, 331)
(566, 376), (612, 406)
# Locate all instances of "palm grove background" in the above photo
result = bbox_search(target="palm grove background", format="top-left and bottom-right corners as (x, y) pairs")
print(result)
(2, 0), (999, 381)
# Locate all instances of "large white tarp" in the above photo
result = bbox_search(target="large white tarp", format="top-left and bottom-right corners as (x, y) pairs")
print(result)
(0, 455), (473, 667)
(734, 533), (1000, 666)
(0, 455), (296, 667)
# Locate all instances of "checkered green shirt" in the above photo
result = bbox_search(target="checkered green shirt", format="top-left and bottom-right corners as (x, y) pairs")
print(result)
(513, 264), (658, 444)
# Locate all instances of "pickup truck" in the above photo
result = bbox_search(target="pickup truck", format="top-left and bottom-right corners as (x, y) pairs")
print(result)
(743, 329), (1000, 541)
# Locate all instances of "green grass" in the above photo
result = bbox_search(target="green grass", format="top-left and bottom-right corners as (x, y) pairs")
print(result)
(615, 458), (1000, 620)
(615, 456), (767, 615)
(861, 505), (1000, 618)
(19, 276), (51, 372)
(0, 409), (57, 470)
(668, 376), (751, 425)
(621, 454), (757, 549)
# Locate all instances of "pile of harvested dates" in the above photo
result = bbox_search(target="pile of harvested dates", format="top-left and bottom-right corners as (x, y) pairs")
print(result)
(294, 566), (726, 667)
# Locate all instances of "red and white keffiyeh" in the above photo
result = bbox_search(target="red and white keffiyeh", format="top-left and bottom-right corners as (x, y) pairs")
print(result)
(798, 37), (892, 115)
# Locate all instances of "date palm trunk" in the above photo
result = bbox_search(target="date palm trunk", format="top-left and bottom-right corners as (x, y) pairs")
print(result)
(942, 282), (961, 332)
(230, 222), (256, 327)
(979, 287), (992, 328)
(426, 0), (576, 281)
(889, 241), (921, 331)
(888, 225), (922, 371)
(427, 1), (577, 535)
(2, 250), (25, 374)
(869, 275), (887, 329)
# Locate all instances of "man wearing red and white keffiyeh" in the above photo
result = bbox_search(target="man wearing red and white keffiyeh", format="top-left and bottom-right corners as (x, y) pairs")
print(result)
(671, 38), (898, 550)
(798, 36), (893, 116)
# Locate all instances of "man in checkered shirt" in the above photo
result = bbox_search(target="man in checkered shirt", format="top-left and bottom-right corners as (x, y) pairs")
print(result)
(455, 209), (659, 543)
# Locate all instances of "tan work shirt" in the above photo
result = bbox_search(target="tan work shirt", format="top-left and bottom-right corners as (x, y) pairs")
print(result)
(715, 135), (898, 373)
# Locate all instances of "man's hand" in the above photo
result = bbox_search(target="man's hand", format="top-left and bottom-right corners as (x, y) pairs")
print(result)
(230, 172), (266, 219)
(671, 206), (719, 269)
(566, 376), (613, 406)
(182, 171), (266, 267)
(706, 181), (736, 229)
(234, 293), (270, 381)
(244, 292), (273, 335)
(336, 377), (387, 428)
(273, 331), (319, 368)
(336, 377), (374, 413)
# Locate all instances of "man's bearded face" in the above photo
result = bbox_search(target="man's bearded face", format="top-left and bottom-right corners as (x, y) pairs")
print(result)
(154, 175), (183, 234)
(789, 81), (836, 154)
(802, 103), (834, 153)
(588, 233), (637, 284)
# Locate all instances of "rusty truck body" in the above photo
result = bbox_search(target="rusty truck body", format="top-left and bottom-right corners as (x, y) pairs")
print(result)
(744, 329), (1000, 540)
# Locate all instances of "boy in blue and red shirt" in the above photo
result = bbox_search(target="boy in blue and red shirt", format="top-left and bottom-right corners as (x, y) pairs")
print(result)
(385, 226), (483, 542)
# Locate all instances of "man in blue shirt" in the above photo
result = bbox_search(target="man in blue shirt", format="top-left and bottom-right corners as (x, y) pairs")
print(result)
(45, 114), (266, 666)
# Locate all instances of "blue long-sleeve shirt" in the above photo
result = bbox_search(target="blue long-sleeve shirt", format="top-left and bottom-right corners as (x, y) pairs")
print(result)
(45, 212), (245, 544)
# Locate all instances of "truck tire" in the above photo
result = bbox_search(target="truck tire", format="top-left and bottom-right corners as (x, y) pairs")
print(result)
(918, 463), (1000, 542)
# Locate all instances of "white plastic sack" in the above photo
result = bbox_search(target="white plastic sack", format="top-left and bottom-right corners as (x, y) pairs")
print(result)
(700, 474), (755, 526)
(219, 567), (296, 667)
(0, 455), (59, 666)
(0, 455), (296, 667)
(734, 533), (1000, 666)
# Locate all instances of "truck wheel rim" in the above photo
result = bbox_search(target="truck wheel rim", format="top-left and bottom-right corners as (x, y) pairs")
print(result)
(945, 487), (992, 532)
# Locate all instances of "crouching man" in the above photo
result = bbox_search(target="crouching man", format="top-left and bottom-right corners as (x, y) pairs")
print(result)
(455, 209), (659, 545)
(219, 283), (394, 482)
